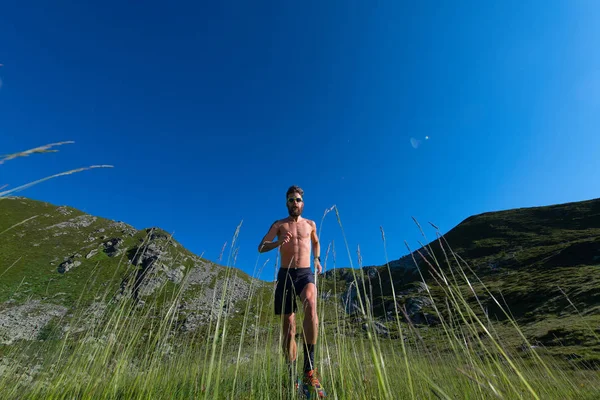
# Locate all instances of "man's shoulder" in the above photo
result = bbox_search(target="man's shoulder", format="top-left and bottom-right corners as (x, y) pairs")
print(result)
(272, 218), (287, 227)
(304, 218), (317, 228)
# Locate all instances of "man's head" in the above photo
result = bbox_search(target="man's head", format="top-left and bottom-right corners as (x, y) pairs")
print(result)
(286, 185), (304, 217)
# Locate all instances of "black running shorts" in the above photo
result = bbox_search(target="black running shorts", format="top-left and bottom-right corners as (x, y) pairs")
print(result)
(274, 267), (315, 315)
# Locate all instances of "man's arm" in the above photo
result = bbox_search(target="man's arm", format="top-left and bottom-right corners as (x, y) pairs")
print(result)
(310, 221), (322, 274)
(258, 221), (280, 253)
(258, 220), (292, 253)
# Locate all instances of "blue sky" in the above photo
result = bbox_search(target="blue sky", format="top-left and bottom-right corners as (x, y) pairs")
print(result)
(1, 1), (599, 281)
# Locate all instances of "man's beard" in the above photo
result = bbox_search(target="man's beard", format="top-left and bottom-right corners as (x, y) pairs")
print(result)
(288, 205), (302, 217)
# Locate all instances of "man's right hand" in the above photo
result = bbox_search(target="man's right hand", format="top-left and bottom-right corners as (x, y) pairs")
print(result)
(278, 232), (293, 246)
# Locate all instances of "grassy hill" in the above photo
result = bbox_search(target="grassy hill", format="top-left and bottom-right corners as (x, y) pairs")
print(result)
(0, 196), (268, 344)
(330, 198), (600, 368)
(1, 195), (600, 399)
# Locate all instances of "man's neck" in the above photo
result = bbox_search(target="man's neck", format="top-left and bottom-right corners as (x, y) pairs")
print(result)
(288, 215), (302, 222)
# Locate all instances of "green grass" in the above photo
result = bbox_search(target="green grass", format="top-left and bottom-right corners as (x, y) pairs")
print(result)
(2, 208), (599, 399)
(1, 244), (599, 399)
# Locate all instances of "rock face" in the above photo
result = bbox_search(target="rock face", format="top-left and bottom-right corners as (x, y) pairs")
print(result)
(0, 301), (68, 345)
(86, 249), (99, 259)
(125, 231), (170, 299)
(338, 273), (439, 328)
(56, 206), (73, 216)
(58, 258), (82, 273)
(109, 221), (137, 237)
(45, 215), (98, 230)
(103, 238), (124, 257)
(166, 266), (185, 284)
(180, 268), (254, 332)
(403, 296), (439, 325)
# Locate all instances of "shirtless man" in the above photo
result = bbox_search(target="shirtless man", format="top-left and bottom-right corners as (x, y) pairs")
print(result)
(258, 185), (326, 398)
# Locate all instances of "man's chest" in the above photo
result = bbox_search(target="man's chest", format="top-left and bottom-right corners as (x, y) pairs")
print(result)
(279, 221), (311, 240)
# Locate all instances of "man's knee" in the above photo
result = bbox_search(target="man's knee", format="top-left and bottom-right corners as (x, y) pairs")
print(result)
(304, 297), (317, 315)
(302, 292), (318, 322)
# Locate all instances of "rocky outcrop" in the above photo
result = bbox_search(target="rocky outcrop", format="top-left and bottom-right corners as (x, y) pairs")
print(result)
(103, 238), (124, 257)
(56, 206), (73, 216)
(121, 230), (177, 299)
(166, 266), (185, 284)
(45, 215), (97, 230)
(0, 301), (68, 345)
(58, 258), (82, 273)
(109, 221), (137, 237)
(402, 296), (439, 325)
(180, 274), (254, 331)
(86, 249), (99, 259)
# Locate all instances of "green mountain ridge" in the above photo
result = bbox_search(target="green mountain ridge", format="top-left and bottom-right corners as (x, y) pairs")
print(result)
(330, 197), (600, 367)
(385, 196), (600, 270)
(0, 196), (264, 344)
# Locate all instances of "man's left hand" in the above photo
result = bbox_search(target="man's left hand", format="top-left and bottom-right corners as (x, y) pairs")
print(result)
(315, 260), (323, 275)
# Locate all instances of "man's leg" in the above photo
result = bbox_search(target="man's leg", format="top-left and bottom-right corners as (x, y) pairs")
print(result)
(300, 283), (318, 372)
(282, 312), (298, 392)
(275, 269), (297, 363)
(300, 282), (325, 397)
(282, 313), (297, 363)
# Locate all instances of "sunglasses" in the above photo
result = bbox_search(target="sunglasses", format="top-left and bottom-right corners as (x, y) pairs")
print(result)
(287, 197), (303, 204)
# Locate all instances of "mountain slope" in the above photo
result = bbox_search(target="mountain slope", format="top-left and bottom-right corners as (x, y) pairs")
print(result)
(390, 197), (600, 271)
(387, 198), (600, 318)
(326, 198), (600, 366)
(0, 196), (266, 344)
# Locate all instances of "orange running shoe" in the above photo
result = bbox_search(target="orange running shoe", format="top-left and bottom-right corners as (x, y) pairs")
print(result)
(302, 369), (326, 398)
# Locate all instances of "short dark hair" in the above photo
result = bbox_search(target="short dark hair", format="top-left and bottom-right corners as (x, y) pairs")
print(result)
(286, 185), (304, 198)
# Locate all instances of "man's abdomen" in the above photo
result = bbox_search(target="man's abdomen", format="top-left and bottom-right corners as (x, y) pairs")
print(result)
(281, 245), (311, 268)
